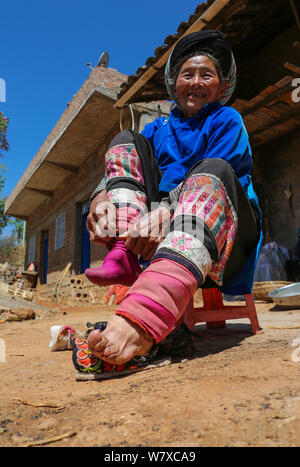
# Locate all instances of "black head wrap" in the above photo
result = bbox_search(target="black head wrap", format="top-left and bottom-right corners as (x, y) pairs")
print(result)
(165, 30), (236, 107)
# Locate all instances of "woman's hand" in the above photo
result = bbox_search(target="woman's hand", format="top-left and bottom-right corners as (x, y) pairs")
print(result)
(86, 191), (117, 245)
(124, 205), (172, 260)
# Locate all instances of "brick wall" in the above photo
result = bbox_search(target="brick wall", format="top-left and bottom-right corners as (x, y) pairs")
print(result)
(7, 67), (128, 209)
(20, 65), (171, 284)
(25, 117), (130, 284)
(19, 63), (139, 284)
(254, 129), (300, 253)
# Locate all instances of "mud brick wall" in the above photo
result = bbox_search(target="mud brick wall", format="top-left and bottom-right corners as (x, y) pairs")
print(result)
(17, 66), (130, 284)
(20, 65), (169, 284)
(7, 67), (128, 208)
(255, 129), (300, 253)
(25, 125), (122, 285)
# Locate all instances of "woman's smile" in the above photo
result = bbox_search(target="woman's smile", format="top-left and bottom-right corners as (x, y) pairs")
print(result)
(175, 55), (227, 118)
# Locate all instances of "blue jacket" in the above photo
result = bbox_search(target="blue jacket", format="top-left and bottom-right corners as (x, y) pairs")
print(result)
(142, 102), (262, 294)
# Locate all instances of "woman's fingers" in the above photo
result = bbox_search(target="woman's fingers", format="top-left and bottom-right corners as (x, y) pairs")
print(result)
(124, 206), (172, 257)
(139, 237), (163, 259)
(95, 201), (117, 238)
(86, 212), (96, 242)
(86, 191), (117, 243)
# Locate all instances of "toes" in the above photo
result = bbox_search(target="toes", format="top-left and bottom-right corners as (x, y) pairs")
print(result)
(86, 316), (154, 365)
(87, 329), (100, 348)
(87, 329), (109, 354)
(87, 328), (121, 361)
(94, 335), (109, 352)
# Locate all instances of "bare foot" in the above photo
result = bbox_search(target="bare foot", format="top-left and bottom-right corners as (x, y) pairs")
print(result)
(87, 315), (154, 365)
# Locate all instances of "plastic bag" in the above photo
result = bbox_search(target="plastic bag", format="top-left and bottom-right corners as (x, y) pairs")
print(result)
(253, 242), (289, 282)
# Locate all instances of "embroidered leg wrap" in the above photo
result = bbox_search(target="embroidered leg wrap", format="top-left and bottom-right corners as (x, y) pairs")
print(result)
(85, 140), (148, 286)
(115, 258), (198, 343)
(153, 159), (238, 287)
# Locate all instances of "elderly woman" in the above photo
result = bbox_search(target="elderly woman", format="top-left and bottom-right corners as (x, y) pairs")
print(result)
(77, 30), (261, 371)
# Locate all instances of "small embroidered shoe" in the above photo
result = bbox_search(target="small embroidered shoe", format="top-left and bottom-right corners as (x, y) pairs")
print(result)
(49, 325), (79, 351)
(71, 334), (171, 381)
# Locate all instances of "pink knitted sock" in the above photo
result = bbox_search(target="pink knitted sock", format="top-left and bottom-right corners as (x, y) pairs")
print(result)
(115, 258), (199, 342)
(85, 239), (142, 286)
(85, 206), (142, 286)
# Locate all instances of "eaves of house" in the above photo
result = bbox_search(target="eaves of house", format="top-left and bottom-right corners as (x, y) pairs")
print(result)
(4, 66), (128, 220)
(115, 0), (300, 149)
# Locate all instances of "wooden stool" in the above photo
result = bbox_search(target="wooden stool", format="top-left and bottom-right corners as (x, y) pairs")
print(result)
(184, 288), (262, 334)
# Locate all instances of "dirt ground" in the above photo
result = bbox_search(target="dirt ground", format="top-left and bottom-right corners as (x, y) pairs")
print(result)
(0, 296), (300, 448)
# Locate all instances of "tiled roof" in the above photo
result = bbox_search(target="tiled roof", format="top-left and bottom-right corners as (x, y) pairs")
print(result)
(115, 0), (295, 108)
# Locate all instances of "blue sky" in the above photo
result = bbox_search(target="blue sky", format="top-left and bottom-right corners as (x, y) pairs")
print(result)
(1, 0), (203, 209)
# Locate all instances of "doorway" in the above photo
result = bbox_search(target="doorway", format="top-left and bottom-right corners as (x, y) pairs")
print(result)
(43, 230), (49, 284)
(81, 202), (90, 273)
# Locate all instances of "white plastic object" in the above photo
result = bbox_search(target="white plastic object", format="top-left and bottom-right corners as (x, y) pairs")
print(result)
(49, 325), (73, 352)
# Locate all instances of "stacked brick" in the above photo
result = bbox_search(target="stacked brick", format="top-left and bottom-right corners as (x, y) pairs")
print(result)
(36, 273), (109, 305)
(60, 274), (108, 304)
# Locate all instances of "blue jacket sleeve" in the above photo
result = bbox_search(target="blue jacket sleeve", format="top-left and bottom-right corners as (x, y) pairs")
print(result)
(205, 107), (261, 216)
(204, 107), (253, 181)
(141, 117), (166, 150)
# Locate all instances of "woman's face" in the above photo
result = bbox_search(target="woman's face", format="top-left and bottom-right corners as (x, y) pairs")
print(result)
(174, 55), (228, 118)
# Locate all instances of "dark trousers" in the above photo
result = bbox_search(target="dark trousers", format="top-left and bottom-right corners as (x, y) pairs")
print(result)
(107, 130), (259, 289)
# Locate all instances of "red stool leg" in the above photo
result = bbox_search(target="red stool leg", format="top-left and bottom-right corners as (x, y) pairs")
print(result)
(245, 294), (262, 334)
(184, 289), (262, 334)
(203, 289), (226, 329)
(182, 299), (196, 331)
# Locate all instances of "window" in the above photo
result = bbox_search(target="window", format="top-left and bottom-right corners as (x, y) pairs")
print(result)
(28, 234), (35, 263)
(55, 212), (65, 251)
